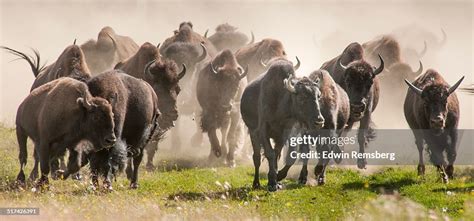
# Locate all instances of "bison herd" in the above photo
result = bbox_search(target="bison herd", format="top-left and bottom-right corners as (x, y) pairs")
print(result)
(2, 22), (465, 192)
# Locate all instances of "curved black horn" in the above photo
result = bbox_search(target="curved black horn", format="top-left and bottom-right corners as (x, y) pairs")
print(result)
(448, 76), (465, 94)
(178, 64), (186, 80)
(294, 56), (301, 70)
(73, 39), (77, 45)
(210, 60), (218, 74)
(204, 29), (209, 38)
(248, 31), (255, 44)
(404, 79), (423, 95)
(373, 54), (384, 75)
(156, 43), (161, 49)
(239, 65), (249, 80)
(197, 43), (207, 62)
(144, 59), (156, 76)
(419, 41), (427, 57)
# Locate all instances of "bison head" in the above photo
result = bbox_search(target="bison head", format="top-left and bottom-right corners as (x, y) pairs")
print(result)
(144, 58), (186, 130)
(209, 50), (248, 112)
(286, 76), (325, 130)
(405, 76), (464, 132)
(77, 96), (116, 151)
(162, 42), (207, 77)
(340, 55), (384, 120)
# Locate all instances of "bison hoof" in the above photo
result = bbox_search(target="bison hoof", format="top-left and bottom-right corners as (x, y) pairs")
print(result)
(16, 171), (26, 184)
(317, 177), (326, 185)
(357, 158), (367, 169)
(213, 149), (222, 158)
(103, 182), (114, 191)
(226, 160), (236, 168)
(267, 184), (278, 192)
(54, 170), (65, 180)
(130, 183), (139, 189)
(35, 179), (49, 191)
(72, 173), (82, 181)
(252, 181), (261, 189)
(146, 163), (156, 172)
(298, 178), (307, 185)
(417, 165), (426, 176)
(446, 165), (454, 179)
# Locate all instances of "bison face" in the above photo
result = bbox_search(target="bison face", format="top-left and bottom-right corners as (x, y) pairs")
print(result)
(162, 43), (207, 77)
(145, 59), (186, 130)
(287, 77), (325, 130)
(78, 97), (116, 151)
(210, 62), (247, 112)
(421, 85), (450, 131)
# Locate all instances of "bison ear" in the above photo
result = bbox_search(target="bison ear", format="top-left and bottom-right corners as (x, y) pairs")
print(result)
(77, 97), (94, 111)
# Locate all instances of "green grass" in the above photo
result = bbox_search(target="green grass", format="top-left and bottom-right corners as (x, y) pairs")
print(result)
(0, 125), (473, 220)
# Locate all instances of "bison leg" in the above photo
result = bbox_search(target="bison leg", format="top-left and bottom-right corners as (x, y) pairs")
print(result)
(446, 129), (458, 179)
(36, 144), (51, 190)
(226, 112), (241, 167)
(59, 149), (81, 180)
(356, 115), (373, 169)
(315, 144), (330, 185)
(126, 158), (133, 180)
(413, 130), (425, 176)
(16, 127), (28, 187)
(145, 141), (158, 171)
(250, 131), (262, 189)
(298, 142), (310, 185)
(277, 142), (298, 182)
(29, 147), (40, 182)
(208, 129), (222, 158)
(259, 126), (278, 192)
(130, 151), (144, 189)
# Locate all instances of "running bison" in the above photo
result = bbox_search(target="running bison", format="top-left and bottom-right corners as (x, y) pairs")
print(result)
(404, 70), (464, 183)
(321, 42), (384, 169)
(205, 23), (254, 52)
(15, 78), (116, 189)
(277, 69), (350, 185)
(86, 71), (160, 189)
(241, 58), (324, 191)
(114, 42), (186, 170)
(196, 49), (248, 166)
(2, 42), (91, 91)
(81, 26), (139, 74)
(236, 38), (295, 82)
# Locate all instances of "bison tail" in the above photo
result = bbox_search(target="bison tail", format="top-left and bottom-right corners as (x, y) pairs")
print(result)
(1, 46), (46, 77)
(16, 126), (28, 167)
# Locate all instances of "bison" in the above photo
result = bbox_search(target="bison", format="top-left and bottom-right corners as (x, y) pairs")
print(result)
(321, 42), (384, 169)
(196, 49), (248, 166)
(81, 26), (139, 74)
(86, 71), (160, 189)
(205, 23), (254, 52)
(404, 70), (463, 183)
(114, 42), (186, 170)
(241, 58), (324, 191)
(15, 77), (116, 189)
(277, 69), (350, 185)
(235, 38), (294, 82)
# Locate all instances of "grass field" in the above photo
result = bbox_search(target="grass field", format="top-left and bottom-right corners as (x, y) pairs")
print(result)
(0, 126), (473, 220)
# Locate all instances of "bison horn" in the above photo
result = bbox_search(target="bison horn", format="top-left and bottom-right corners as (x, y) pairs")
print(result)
(448, 76), (465, 95)
(197, 43), (207, 62)
(204, 29), (209, 38)
(77, 97), (94, 111)
(419, 41), (427, 57)
(248, 31), (255, 44)
(284, 75), (296, 93)
(73, 39), (77, 45)
(144, 59), (156, 76)
(413, 61), (423, 76)
(210, 60), (218, 74)
(439, 28), (447, 46)
(239, 65), (249, 80)
(294, 56), (301, 71)
(404, 79), (423, 95)
(156, 43), (161, 49)
(339, 59), (348, 70)
(373, 54), (384, 76)
(105, 33), (117, 49)
(260, 57), (268, 68)
(178, 64), (187, 80)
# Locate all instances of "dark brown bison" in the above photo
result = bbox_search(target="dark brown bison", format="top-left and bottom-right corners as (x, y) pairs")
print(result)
(196, 49), (248, 166)
(277, 69), (350, 185)
(404, 70), (463, 183)
(114, 42), (186, 170)
(81, 26), (139, 74)
(2, 42), (91, 91)
(241, 59), (324, 191)
(321, 42), (384, 169)
(159, 22), (218, 150)
(86, 71), (160, 189)
(205, 23), (254, 52)
(15, 78), (116, 189)
(235, 38), (295, 82)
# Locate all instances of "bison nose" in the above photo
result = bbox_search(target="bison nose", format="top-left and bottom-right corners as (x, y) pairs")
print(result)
(430, 116), (444, 127)
(104, 135), (117, 147)
(314, 115), (325, 128)
(351, 102), (366, 113)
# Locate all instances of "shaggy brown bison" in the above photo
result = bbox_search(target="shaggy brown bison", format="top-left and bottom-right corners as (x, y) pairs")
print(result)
(205, 23), (254, 52)
(86, 71), (160, 189)
(81, 26), (139, 74)
(15, 78), (116, 189)
(196, 49), (248, 166)
(241, 58), (324, 191)
(404, 70), (463, 183)
(321, 42), (384, 169)
(114, 42), (186, 170)
(2, 42), (91, 91)
(235, 38), (294, 82)
(277, 69), (350, 185)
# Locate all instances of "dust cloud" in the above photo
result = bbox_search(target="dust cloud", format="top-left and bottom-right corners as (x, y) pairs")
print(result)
(0, 0), (472, 141)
